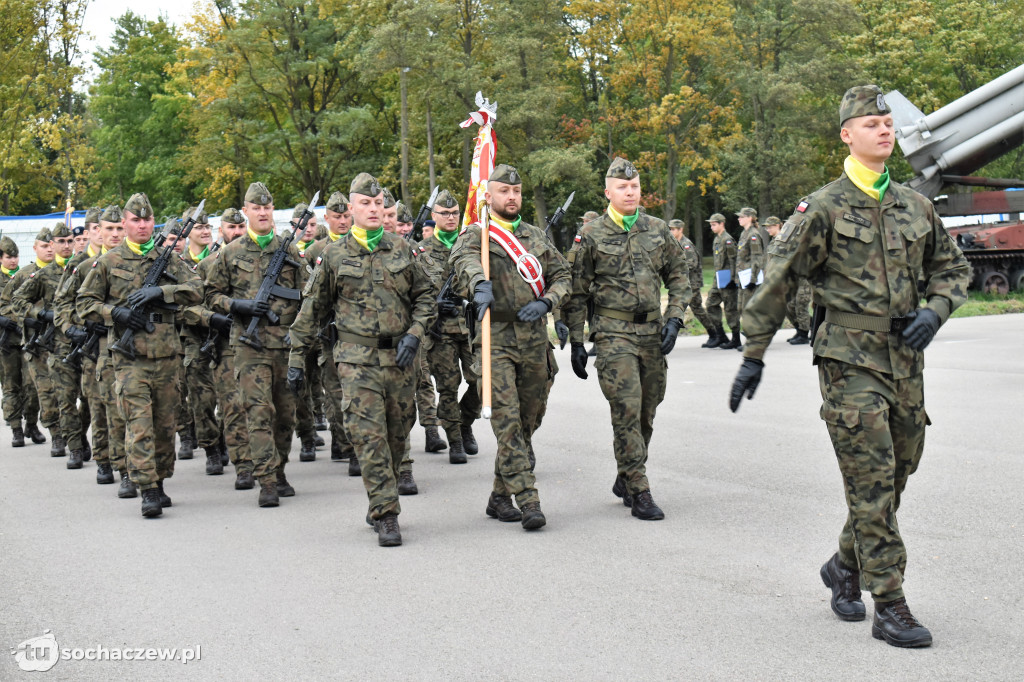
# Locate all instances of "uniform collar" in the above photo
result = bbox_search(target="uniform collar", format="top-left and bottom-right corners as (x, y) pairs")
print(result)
(840, 173), (903, 209)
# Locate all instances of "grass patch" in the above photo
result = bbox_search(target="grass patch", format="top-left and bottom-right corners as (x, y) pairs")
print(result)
(951, 291), (1024, 317)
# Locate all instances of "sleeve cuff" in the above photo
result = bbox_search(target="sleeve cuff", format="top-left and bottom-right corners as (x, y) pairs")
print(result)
(925, 296), (952, 325)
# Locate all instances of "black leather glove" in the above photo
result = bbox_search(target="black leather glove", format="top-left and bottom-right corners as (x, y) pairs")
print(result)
(395, 334), (420, 369)
(554, 320), (569, 349)
(570, 342), (589, 380)
(111, 306), (147, 331)
(209, 313), (232, 333)
(729, 358), (764, 412)
(287, 367), (305, 396)
(126, 286), (164, 308)
(473, 281), (494, 321)
(37, 309), (54, 323)
(438, 300), (460, 318)
(902, 308), (941, 351)
(65, 326), (88, 345)
(230, 299), (270, 318)
(660, 317), (682, 355)
(517, 298), (552, 323)
(0, 314), (16, 331)
(85, 320), (105, 334)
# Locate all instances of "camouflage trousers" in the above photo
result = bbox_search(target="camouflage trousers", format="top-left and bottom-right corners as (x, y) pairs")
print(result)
(24, 350), (58, 428)
(595, 333), (666, 495)
(706, 285), (740, 331)
(113, 356), (178, 489)
(739, 284), (759, 313)
(336, 361), (416, 520)
(213, 351), (251, 474)
(786, 277), (812, 331)
(476, 341), (554, 506)
(98, 355), (127, 472)
(684, 279), (714, 331)
(234, 349), (295, 481)
(818, 358), (927, 602)
(47, 342), (89, 451)
(321, 341), (353, 453)
(80, 355), (109, 462)
(294, 346), (320, 440)
(1, 347), (38, 426)
(414, 350), (437, 427)
(428, 332), (481, 435)
(184, 350), (220, 449)
(175, 357), (192, 439)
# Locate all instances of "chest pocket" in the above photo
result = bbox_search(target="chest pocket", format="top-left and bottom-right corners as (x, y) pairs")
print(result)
(383, 253), (412, 289)
(596, 239), (626, 276)
(109, 267), (137, 298)
(334, 260), (366, 300)
(833, 216), (875, 243)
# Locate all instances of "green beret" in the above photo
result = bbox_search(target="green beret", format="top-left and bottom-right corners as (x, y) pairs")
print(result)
(396, 201), (413, 223)
(325, 191), (348, 213)
(35, 227), (52, 242)
(488, 164), (521, 185)
(182, 206), (209, 224)
(220, 208), (244, 225)
(0, 235), (18, 256)
(350, 172), (382, 198)
(84, 206), (102, 226)
(735, 207), (757, 218)
(706, 213), (726, 223)
(433, 189), (459, 209)
(244, 182), (273, 206)
(668, 219), (686, 229)
(381, 187), (396, 208)
(100, 205), (122, 223)
(764, 216), (782, 226)
(51, 221), (72, 239)
(840, 84), (890, 126)
(606, 156), (639, 180)
(291, 203), (309, 221)
(124, 193), (153, 219)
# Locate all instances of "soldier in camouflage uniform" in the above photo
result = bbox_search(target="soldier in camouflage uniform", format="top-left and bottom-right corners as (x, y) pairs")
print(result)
(450, 164), (571, 531)
(669, 218), (714, 339)
(764, 216), (813, 344)
(730, 85), (970, 648)
(566, 157), (690, 521)
(704, 213), (740, 349)
(735, 207), (765, 315)
(78, 193), (203, 517)
(1, 236), (45, 447)
(288, 172), (435, 547)
(159, 222), (197, 460)
(206, 182), (308, 507)
(288, 202), (325, 462)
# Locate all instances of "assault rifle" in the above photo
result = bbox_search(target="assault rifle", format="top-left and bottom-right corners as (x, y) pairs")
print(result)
(63, 321), (106, 369)
(24, 315), (56, 357)
(429, 270), (475, 345)
(109, 199), (206, 359)
(238, 191), (318, 350)
(0, 316), (17, 355)
(545, 191), (574, 242)
(407, 186), (439, 242)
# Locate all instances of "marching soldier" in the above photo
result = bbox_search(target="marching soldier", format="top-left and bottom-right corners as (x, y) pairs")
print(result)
(450, 164), (571, 530)
(1, 236), (45, 447)
(566, 157), (690, 520)
(764, 216), (812, 344)
(160, 221), (197, 460)
(735, 207), (765, 314)
(704, 213), (740, 349)
(289, 202), (326, 462)
(669, 218), (714, 342)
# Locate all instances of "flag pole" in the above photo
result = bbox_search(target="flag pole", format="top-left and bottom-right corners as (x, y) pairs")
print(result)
(480, 203), (492, 419)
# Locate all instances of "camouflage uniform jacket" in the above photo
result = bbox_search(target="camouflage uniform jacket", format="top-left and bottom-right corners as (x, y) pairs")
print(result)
(736, 225), (765, 285)
(12, 261), (64, 322)
(77, 242), (203, 359)
(566, 212), (690, 343)
(1, 264), (38, 343)
(204, 234), (307, 351)
(289, 231), (435, 369)
(743, 173), (969, 379)
(712, 231), (737, 288)
(54, 249), (101, 333)
(450, 219), (571, 348)
(422, 232), (469, 337)
(676, 234), (703, 294)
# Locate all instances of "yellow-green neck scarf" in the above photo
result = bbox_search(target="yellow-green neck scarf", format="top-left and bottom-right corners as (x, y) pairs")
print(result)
(351, 225), (384, 252)
(490, 214), (521, 232)
(87, 243), (99, 258)
(296, 240), (313, 253)
(247, 227), (274, 250)
(435, 227), (459, 250)
(125, 237), (156, 256)
(328, 231), (342, 242)
(55, 253), (69, 269)
(189, 245), (209, 263)
(845, 155), (890, 204)
(608, 204), (639, 232)
(35, 257), (51, 269)
(1, 265), (17, 276)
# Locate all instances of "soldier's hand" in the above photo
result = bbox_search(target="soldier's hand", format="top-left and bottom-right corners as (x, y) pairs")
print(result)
(230, 298), (270, 318)
(554, 320), (569, 349)
(126, 286), (164, 307)
(287, 367), (305, 396)
(438, 300), (460, 318)
(902, 308), (940, 351)
(209, 313), (232, 333)
(0, 314), (17, 331)
(111, 306), (147, 331)
(23, 317), (38, 330)
(660, 317), (683, 355)
(517, 298), (551, 323)
(570, 342), (589, 380)
(473, 281), (494, 321)
(729, 358), (764, 412)
(85, 320), (105, 334)
(37, 309), (55, 323)
(65, 326), (88, 345)
(395, 334), (420, 369)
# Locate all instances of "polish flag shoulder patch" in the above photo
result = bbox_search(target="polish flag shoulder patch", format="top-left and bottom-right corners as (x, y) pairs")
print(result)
(796, 201), (809, 213)
(574, 235), (582, 243)
(315, 256), (323, 266)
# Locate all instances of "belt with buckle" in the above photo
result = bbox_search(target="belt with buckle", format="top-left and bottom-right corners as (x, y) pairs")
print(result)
(824, 309), (911, 333)
(336, 331), (404, 349)
(593, 305), (660, 324)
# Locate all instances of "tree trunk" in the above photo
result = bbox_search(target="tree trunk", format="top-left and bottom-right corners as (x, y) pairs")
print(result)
(399, 67), (410, 202)
(426, 97), (436, 190)
(663, 138), (678, 221)
(533, 181), (548, 239)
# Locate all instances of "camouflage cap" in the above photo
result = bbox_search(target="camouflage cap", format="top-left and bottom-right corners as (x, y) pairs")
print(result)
(396, 201), (414, 223)
(0, 235), (18, 256)
(488, 164), (522, 185)
(840, 84), (889, 126)
(606, 156), (639, 180)
(244, 182), (273, 206)
(349, 172), (383, 197)
(123, 193), (153, 219)
(51, 221), (72, 239)
(325, 191), (348, 213)
(764, 216), (783, 226)
(100, 204), (122, 223)
(735, 207), (757, 218)
(182, 206), (209, 224)
(668, 219), (686, 230)
(381, 187), (396, 208)
(433, 189), (459, 209)
(291, 203), (309, 221)
(72, 224), (86, 237)
(706, 213), (726, 223)
(160, 216), (181, 235)
(84, 206), (102, 226)
(582, 210), (600, 224)
(35, 227), (52, 242)
(220, 207), (244, 225)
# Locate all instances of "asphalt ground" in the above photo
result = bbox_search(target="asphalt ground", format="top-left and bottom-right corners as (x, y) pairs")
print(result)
(2, 313), (1021, 680)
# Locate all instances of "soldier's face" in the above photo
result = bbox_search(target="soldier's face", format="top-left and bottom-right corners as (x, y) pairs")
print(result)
(485, 182), (522, 221)
(73, 234), (89, 253)
(54, 235), (74, 258)
(34, 240), (54, 262)
(841, 114), (895, 168)
(349, 193), (383, 229)
(422, 225), (434, 240)
(100, 220), (123, 249)
(738, 215), (753, 228)
(1, 253), (18, 269)
(123, 210), (155, 243)
(299, 214), (318, 241)
(325, 209), (351, 234)
(164, 234), (185, 254)
(243, 202), (275, 235)
(766, 223), (780, 238)
(605, 176), (641, 215)
(88, 224), (103, 248)
(190, 223), (213, 248)
(381, 205), (397, 232)
(670, 228), (683, 241)
(396, 221), (413, 236)
(431, 204), (461, 232)
(710, 221), (725, 235)
(220, 221), (245, 244)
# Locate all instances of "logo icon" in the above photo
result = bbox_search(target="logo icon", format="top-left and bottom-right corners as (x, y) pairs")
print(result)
(11, 630), (59, 672)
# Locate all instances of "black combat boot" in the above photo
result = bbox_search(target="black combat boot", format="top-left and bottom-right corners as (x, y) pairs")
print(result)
(11, 423), (25, 447)
(447, 430), (467, 465)
(612, 474), (633, 507)
(276, 467), (295, 496)
(25, 422), (46, 444)
(331, 442), (345, 461)
(872, 598), (933, 648)
(348, 452), (361, 477)
(519, 501), (547, 530)
(460, 423), (478, 455)
(486, 492), (522, 522)
(299, 437), (316, 462)
(50, 434), (67, 457)
(117, 470), (138, 498)
(82, 441), (92, 462)
(397, 470), (418, 495)
(314, 412), (328, 431)
(424, 425), (447, 452)
(96, 461), (115, 485)
(140, 488), (163, 517)
(156, 479), (172, 507)
(314, 433), (325, 447)
(258, 476), (279, 507)
(788, 329), (810, 345)
(177, 432), (194, 460)
(234, 469), (255, 490)
(631, 490), (665, 520)
(66, 448), (84, 469)
(205, 446), (224, 475)
(702, 326), (725, 348)
(375, 513), (402, 547)
(820, 553), (866, 621)
(719, 329), (741, 350)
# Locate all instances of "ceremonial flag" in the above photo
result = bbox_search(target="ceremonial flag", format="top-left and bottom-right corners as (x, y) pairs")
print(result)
(460, 92), (498, 230)
(64, 182), (75, 228)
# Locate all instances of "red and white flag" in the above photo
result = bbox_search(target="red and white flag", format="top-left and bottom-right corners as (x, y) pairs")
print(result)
(460, 92), (498, 230)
